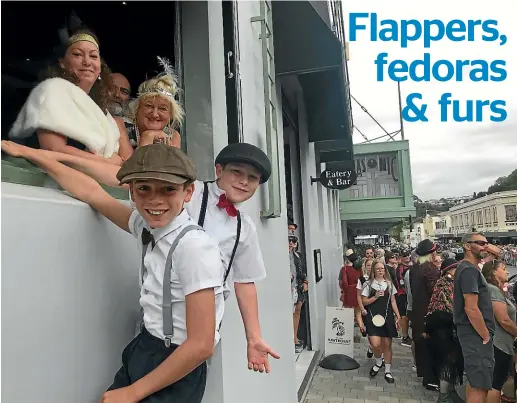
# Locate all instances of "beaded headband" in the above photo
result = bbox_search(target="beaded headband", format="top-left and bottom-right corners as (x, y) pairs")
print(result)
(68, 33), (99, 50)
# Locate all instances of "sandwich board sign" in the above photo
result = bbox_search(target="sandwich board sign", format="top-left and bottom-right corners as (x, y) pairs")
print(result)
(324, 306), (354, 358)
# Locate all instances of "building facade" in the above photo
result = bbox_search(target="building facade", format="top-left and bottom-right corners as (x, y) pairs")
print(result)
(1, 2), (353, 403)
(340, 140), (416, 243)
(444, 190), (517, 242)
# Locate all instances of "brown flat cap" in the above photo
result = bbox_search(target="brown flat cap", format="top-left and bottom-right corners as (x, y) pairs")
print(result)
(117, 144), (196, 185)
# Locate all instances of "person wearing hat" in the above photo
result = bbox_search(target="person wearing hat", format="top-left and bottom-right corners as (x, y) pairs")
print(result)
(185, 142), (280, 373)
(425, 259), (464, 403)
(409, 239), (440, 390)
(288, 221), (298, 236)
(3, 142), (225, 403)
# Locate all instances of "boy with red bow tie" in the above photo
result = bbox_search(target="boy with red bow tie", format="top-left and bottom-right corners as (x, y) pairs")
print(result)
(185, 142), (280, 373)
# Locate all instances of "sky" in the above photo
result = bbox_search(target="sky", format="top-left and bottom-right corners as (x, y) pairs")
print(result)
(341, 0), (516, 200)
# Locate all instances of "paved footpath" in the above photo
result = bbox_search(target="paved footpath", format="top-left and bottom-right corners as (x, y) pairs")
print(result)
(303, 338), (439, 403)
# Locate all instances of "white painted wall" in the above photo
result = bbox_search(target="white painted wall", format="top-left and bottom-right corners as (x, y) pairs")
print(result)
(1, 183), (140, 403)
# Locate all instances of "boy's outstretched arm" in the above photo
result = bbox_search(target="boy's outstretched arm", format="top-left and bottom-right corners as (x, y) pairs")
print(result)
(235, 282), (280, 373)
(1, 141), (132, 232)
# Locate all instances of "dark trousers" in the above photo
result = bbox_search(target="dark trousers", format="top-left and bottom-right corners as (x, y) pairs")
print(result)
(414, 335), (439, 386)
(108, 328), (207, 403)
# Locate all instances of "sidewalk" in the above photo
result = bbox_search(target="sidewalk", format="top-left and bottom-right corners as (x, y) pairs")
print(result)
(303, 338), (439, 403)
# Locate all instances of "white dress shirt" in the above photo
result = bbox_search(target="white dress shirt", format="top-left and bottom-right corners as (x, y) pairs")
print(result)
(185, 180), (267, 285)
(129, 209), (225, 346)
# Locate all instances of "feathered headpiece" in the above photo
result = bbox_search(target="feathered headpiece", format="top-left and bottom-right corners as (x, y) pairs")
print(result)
(137, 56), (178, 100)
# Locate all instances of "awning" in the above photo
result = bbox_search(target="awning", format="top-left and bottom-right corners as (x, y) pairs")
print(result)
(272, 1), (343, 76)
(272, 1), (353, 147)
(316, 138), (353, 165)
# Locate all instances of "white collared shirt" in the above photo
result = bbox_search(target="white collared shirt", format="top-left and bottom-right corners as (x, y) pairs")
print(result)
(361, 279), (397, 297)
(185, 180), (267, 285)
(128, 209), (225, 346)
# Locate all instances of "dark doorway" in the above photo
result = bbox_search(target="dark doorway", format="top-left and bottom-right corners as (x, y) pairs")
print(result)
(1, 1), (179, 139)
(282, 99), (312, 352)
(221, 0), (242, 144)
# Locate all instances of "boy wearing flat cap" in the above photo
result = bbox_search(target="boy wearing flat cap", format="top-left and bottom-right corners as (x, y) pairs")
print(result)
(2, 142), (225, 403)
(186, 142), (280, 373)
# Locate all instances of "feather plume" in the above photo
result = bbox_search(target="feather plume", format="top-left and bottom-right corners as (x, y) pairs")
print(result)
(157, 56), (175, 77)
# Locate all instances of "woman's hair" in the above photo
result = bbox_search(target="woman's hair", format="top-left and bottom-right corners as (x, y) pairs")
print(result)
(130, 73), (184, 130)
(362, 258), (373, 277)
(41, 29), (114, 114)
(482, 260), (505, 287)
(369, 259), (391, 281)
(417, 254), (433, 265)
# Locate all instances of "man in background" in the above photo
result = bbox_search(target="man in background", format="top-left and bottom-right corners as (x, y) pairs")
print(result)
(108, 72), (131, 117)
(453, 233), (495, 403)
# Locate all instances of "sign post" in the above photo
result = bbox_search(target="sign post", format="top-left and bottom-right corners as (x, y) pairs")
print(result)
(312, 168), (357, 190)
(319, 306), (359, 371)
(324, 306), (354, 357)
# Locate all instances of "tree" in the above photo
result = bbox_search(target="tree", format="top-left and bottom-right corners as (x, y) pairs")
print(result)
(487, 168), (517, 194)
(391, 220), (408, 242)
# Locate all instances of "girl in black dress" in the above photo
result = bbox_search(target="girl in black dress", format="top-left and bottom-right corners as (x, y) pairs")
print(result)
(361, 259), (401, 384)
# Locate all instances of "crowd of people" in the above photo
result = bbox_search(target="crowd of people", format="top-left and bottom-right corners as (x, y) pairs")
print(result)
(340, 236), (517, 403)
(1, 26), (283, 403)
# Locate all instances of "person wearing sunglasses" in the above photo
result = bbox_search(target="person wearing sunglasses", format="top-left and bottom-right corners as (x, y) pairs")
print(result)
(288, 235), (308, 353)
(453, 233), (495, 403)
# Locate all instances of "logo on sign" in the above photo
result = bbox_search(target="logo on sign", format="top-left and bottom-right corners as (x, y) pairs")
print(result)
(319, 169), (357, 190)
(332, 317), (346, 336)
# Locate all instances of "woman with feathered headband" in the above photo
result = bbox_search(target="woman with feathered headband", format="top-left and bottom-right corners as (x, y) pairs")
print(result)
(8, 29), (134, 164)
(2, 56), (185, 186)
(123, 57), (184, 149)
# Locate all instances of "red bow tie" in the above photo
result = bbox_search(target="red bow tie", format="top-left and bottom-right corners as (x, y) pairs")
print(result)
(217, 194), (238, 217)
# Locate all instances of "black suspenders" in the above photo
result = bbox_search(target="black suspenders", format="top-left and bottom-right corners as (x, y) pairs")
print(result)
(198, 181), (241, 282)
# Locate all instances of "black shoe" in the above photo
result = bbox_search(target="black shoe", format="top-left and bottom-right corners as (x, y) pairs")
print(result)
(425, 383), (439, 391)
(366, 347), (373, 358)
(384, 372), (395, 384)
(369, 360), (384, 377)
(401, 336), (412, 347)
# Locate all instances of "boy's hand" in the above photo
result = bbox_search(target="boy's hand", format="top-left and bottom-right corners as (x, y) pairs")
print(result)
(99, 386), (138, 403)
(247, 337), (280, 373)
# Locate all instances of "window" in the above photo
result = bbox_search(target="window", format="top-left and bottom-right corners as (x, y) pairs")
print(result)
(493, 206), (498, 224)
(477, 211), (482, 225)
(2, 1), (181, 201)
(505, 204), (517, 222)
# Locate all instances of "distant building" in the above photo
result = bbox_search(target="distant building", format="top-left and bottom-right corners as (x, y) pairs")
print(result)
(437, 190), (517, 243)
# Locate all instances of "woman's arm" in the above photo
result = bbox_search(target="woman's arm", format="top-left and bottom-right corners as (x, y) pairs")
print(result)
(37, 130), (123, 165)
(114, 117), (134, 161)
(2, 141), (125, 188)
(493, 301), (517, 337)
(1, 141), (132, 232)
(357, 287), (366, 313)
(169, 130), (181, 148)
(391, 294), (401, 320)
